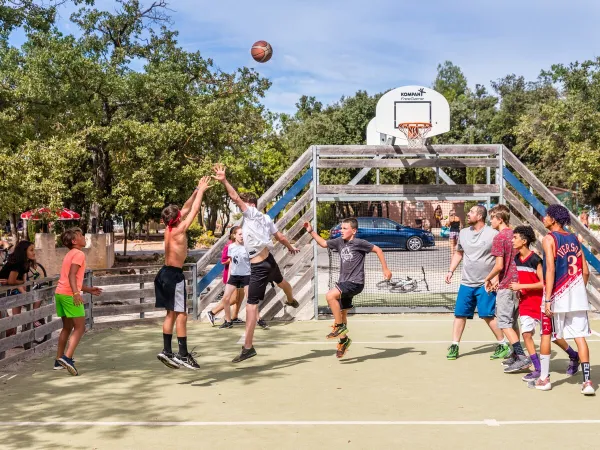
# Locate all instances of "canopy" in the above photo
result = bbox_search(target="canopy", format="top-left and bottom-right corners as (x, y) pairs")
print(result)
(20, 207), (81, 221)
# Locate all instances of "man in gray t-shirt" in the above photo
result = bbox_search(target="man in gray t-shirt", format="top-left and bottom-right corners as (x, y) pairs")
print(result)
(456, 225), (497, 287)
(444, 205), (506, 361)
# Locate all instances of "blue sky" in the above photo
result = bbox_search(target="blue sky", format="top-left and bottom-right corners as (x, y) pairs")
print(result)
(39, 0), (600, 113)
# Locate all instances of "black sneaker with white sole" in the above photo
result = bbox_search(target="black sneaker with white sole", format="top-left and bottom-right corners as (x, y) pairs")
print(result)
(174, 351), (200, 370)
(232, 346), (257, 363)
(157, 350), (181, 369)
(219, 321), (233, 329)
(257, 319), (270, 330)
(58, 355), (78, 376)
(231, 318), (245, 325)
(207, 310), (217, 326)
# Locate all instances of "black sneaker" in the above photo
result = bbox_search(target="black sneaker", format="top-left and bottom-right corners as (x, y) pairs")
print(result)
(157, 350), (181, 369)
(58, 355), (78, 376)
(257, 319), (270, 330)
(174, 351), (200, 370)
(231, 318), (245, 325)
(207, 310), (217, 326)
(285, 298), (300, 308)
(219, 321), (233, 329)
(232, 346), (257, 363)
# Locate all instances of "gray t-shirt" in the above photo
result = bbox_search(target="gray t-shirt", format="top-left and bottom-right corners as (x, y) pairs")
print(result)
(457, 225), (498, 287)
(327, 237), (374, 284)
(228, 243), (251, 276)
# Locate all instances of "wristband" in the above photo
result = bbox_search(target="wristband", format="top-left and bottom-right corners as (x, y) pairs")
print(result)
(194, 187), (199, 192)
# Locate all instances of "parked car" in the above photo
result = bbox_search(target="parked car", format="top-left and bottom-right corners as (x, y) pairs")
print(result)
(329, 217), (435, 251)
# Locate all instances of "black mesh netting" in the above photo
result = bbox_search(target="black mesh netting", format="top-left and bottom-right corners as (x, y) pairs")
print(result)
(317, 201), (467, 310)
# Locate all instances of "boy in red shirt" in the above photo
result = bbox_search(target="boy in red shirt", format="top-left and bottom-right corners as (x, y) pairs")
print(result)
(55, 228), (102, 375)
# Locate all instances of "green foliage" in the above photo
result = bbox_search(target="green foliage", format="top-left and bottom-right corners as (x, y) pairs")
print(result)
(196, 230), (217, 248)
(319, 230), (330, 240)
(589, 224), (600, 231)
(27, 220), (40, 242)
(186, 220), (204, 250)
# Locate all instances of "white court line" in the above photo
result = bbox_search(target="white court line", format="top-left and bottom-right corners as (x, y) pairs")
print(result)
(236, 334), (245, 344)
(2, 419), (600, 427)
(6, 375), (16, 381)
(591, 330), (600, 337)
(0, 374), (7, 379)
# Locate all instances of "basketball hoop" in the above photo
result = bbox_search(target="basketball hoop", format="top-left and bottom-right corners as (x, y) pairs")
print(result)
(398, 122), (432, 148)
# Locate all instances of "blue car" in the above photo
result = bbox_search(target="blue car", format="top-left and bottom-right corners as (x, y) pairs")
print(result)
(330, 217), (435, 251)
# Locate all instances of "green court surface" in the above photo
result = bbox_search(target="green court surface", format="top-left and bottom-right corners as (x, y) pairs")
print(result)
(2, 316), (600, 449)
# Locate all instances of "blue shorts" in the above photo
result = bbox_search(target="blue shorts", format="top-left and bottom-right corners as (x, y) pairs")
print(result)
(454, 285), (496, 319)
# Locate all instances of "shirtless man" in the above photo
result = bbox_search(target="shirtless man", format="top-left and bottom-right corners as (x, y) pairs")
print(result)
(212, 163), (300, 363)
(155, 177), (211, 370)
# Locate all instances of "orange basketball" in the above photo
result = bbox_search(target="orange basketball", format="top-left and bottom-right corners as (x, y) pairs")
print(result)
(251, 40), (273, 63)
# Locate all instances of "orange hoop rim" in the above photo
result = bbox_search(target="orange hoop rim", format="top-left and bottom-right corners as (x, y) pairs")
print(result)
(397, 122), (432, 140)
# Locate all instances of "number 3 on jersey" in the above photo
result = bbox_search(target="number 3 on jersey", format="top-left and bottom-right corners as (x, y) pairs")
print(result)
(568, 255), (578, 276)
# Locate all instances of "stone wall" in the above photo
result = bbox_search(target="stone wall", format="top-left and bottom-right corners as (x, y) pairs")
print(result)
(34, 233), (115, 276)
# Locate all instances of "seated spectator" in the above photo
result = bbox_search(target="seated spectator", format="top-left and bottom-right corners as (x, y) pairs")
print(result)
(0, 240), (36, 337)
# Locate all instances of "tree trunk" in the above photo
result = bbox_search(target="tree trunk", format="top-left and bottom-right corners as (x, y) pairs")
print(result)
(9, 213), (18, 243)
(146, 221), (150, 240)
(123, 218), (128, 256)
(89, 202), (100, 233)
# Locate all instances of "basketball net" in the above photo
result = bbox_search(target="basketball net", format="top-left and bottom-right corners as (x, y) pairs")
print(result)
(398, 122), (432, 148)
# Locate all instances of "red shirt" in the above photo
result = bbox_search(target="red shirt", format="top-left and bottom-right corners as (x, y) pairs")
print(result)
(221, 242), (231, 283)
(491, 228), (518, 290)
(514, 251), (542, 320)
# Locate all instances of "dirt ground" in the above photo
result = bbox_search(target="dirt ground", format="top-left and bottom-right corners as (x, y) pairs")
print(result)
(2, 315), (600, 449)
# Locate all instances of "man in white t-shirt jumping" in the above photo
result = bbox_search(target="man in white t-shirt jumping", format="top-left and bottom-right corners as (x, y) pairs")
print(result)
(213, 164), (300, 363)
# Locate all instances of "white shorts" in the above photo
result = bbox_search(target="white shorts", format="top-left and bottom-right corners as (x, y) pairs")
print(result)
(552, 311), (591, 340)
(519, 315), (539, 334)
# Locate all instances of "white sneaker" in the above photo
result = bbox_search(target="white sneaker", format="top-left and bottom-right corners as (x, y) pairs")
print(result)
(581, 381), (596, 396)
(529, 377), (552, 391)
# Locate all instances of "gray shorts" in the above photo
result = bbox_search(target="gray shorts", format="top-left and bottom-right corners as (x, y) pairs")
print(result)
(496, 289), (518, 329)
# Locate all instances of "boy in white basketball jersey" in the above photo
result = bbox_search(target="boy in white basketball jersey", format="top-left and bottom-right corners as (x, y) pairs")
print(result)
(534, 204), (594, 395)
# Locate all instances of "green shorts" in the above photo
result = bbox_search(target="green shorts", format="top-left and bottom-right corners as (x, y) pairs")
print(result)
(55, 294), (85, 318)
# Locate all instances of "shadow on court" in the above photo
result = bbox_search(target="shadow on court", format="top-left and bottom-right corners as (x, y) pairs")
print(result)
(340, 346), (427, 364)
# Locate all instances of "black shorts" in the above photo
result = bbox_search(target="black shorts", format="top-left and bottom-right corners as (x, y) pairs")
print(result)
(227, 275), (250, 288)
(247, 254), (283, 305)
(336, 281), (364, 310)
(154, 266), (187, 313)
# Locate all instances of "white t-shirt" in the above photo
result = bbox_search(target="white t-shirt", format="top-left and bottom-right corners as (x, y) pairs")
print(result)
(228, 243), (251, 276)
(242, 206), (278, 258)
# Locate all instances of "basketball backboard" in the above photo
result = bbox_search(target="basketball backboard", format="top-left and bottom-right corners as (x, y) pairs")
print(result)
(375, 86), (450, 141)
(366, 118), (386, 145)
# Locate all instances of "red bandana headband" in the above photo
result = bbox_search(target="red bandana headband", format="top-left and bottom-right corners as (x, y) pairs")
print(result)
(167, 211), (181, 232)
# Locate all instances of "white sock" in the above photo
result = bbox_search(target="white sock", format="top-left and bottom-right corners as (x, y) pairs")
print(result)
(498, 338), (506, 344)
(540, 354), (551, 380)
(452, 341), (459, 346)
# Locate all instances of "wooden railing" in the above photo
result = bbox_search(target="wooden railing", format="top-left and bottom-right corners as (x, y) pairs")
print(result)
(0, 264), (197, 368)
(89, 264), (197, 328)
(0, 274), (93, 368)
(193, 148), (315, 321)
(502, 146), (600, 309)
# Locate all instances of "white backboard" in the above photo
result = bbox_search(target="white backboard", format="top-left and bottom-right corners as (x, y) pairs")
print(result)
(375, 86), (450, 140)
(366, 118), (385, 145)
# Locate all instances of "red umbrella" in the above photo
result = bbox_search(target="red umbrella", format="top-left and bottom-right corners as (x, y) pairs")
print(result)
(21, 207), (81, 221)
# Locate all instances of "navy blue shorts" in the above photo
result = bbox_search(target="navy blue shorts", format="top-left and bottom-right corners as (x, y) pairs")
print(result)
(454, 284), (496, 319)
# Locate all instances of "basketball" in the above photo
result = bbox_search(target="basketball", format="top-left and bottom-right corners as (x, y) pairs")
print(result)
(251, 40), (273, 63)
